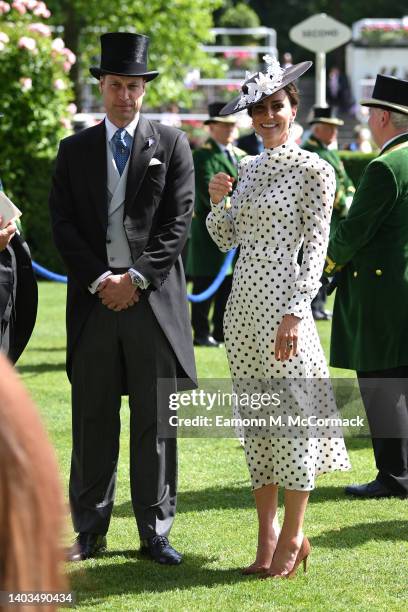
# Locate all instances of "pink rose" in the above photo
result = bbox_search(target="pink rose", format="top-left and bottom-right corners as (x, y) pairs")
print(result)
(33, 1), (50, 18)
(63, 48), (76, 65)
(28, 23), (51, 37)
(20, 77), (32, 92)
(0, 2), (11, 15)
(67, 103), (77, 115)
(0, 32), (10, 44)
(18, 36), (37, 52)
(54, 78), (66, 91)
(51, 37), (65, 52)
(12, 1), (26, 14)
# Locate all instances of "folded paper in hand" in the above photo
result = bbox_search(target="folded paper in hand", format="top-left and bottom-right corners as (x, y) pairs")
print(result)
(0, 191), (22, 229)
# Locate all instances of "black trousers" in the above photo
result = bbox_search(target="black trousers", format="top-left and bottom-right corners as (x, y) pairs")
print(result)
(70, 294), (178, 539)
(357, 366), (408, 494)
(191, 275), (232, 341)
(311, 275), (329, 314)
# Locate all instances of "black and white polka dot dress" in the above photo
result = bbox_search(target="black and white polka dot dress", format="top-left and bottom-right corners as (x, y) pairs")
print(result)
(206, 142), (351, 491)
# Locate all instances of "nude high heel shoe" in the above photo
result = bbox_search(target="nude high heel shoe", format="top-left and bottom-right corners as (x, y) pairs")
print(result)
(286, 536), (311, 578)
(260, 536), (311, 579)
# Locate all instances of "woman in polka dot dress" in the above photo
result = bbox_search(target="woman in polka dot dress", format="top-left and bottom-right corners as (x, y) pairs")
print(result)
(207, 57), (351, 579)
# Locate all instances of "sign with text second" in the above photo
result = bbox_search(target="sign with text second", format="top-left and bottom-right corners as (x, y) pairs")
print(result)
(289, 13), (352, 54)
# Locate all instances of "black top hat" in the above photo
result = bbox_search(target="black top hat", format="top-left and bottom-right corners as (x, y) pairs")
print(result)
(219, 56), (312, 116)
(309, 106), (344, 126)
(204, 102), (237, 125)
(90, 32), (159, 81)
(360, 74), (408, 115)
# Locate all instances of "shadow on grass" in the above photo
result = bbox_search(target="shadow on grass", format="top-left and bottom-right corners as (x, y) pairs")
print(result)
(113, 438), (372, 518)
(114, 483), (358, 519)
(26, 346), (66, 352)
(313, 520), (408, 549)
(69, 553), (245, 605)
(17, 363), (65, 374)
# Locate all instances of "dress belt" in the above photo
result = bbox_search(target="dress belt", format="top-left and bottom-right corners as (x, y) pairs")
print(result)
(239, 243), (299, 264)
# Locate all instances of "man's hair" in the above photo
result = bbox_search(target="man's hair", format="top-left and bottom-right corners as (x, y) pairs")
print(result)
(389, 111), (408, 131)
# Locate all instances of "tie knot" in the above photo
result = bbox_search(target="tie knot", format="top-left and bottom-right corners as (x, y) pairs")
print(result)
(113, 128), (129, 148)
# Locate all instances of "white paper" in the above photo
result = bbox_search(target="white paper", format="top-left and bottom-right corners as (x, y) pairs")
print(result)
(0, 191), (22, 229)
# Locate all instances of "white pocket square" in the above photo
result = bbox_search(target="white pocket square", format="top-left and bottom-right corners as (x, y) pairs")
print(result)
(149, 158), (163, 166)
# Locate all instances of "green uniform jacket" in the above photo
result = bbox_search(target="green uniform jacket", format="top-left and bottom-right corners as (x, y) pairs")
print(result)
(186, 138), (246, 276)
(326, 133), (408, 371)
(303, 136), (355, 235)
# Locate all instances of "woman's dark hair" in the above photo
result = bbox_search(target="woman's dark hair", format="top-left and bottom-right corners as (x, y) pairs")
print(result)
(247, 82), (300, 117)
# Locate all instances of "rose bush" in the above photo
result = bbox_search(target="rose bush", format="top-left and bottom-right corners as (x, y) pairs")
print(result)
(0, 0), (75, 270)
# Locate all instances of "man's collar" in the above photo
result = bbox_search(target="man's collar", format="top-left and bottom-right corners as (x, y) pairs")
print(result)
(308, 135), (326, 149)
(380, 131), (408, 153)
(105, 113), (140, 141)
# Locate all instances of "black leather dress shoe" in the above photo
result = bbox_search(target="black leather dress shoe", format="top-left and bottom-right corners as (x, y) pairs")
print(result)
(140, 536), (182, 565)
(68, 533), (107, 561)
(193, 335), (220, 347)
(345, 479), (396, 498)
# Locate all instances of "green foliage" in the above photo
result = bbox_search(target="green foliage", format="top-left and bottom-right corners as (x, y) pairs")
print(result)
(47, 0), (224, 108)
(339, 151), (377, 187)
(0, 0), (75, 270)
(219, 2), (260, 29)
(219, 1), (261, 46)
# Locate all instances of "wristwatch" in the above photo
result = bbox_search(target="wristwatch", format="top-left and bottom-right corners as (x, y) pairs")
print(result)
(127, 268), (145, 289)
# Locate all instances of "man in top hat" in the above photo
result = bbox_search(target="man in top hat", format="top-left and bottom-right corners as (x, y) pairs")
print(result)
(303, 106), (355, 320)
(49, 32), (196, 562)
(186, 102), (246, 346)
(0, 114), (37, 363)
(325, 74), (408, 498)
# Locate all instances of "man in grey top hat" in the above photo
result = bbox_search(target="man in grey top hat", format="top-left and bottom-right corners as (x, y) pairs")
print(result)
(49, 32), (196, 563)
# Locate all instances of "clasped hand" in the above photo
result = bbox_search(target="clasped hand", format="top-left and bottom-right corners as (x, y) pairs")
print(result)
(98, 273), (140, 311)
(0, 216), (17, 252)
(208, 172), (235, 204)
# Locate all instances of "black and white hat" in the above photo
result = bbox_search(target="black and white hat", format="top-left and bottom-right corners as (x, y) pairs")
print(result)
(219, 55), (312, 116)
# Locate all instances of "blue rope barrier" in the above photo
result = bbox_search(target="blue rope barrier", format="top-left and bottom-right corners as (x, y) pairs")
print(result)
(32, 248), (236, 302)
(187, 248), (236, 302)
(32, 261), (67, 283)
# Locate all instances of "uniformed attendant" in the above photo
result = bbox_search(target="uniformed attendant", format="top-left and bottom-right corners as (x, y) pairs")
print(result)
(325, 74), (408, 499)
(303, 106), (355, 321)
(187, 102), (246, 346)
(0, 114), (37, 363)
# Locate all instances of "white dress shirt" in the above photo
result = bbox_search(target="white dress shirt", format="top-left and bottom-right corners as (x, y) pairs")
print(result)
(89, 114), (149, 293)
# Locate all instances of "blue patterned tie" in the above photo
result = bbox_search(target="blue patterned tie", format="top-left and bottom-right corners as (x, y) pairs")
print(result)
(112, 128), (132, 176)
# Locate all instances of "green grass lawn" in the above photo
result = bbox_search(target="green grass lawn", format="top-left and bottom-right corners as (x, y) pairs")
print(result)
(17, 283), (407, 611)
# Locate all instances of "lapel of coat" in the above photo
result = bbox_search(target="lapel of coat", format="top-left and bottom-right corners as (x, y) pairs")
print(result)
(87, 121), (108, 232)
(208, 138), (237, 178)
(125, 114), (159, 212)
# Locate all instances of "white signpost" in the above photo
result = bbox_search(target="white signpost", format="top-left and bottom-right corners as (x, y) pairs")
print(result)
(289, 13), (352, 106)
